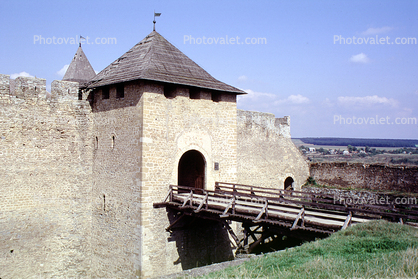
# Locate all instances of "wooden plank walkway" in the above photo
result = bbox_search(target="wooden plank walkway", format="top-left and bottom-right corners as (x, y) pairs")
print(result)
(154, 182), (418, 235)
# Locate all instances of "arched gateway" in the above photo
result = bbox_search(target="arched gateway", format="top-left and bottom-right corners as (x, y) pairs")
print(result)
(178, 150), (206, 189)
(284, 176), (294, 190)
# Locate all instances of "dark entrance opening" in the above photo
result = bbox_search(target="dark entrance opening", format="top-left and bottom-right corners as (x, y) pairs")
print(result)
(284, 177), (294, 190)
(178, 150), (205, 189)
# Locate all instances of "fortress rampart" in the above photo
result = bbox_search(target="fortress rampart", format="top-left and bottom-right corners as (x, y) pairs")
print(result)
(0, 73), (309, 278)
(310, 162), (418, 192)
(237, 110), (308, 190)
(0, 74), (93, 277)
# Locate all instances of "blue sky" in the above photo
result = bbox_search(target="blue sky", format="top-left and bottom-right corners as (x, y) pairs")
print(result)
(1, 0), (417, 139)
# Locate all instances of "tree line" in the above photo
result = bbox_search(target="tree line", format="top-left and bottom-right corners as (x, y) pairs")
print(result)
(296, 137), (418, 148)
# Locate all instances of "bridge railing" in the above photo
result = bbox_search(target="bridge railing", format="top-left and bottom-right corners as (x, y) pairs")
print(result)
(156, 183), (418, 226)
(213, 182), (418, 224)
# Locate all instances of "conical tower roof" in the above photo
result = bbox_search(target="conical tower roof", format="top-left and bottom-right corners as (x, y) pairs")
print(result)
(87, 31), (244, 94)
(63, 45), (96, 86)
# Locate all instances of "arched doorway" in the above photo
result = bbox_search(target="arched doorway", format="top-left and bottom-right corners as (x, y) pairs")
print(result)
(284, 177), (294, 190)
(178, 150), (205, 189)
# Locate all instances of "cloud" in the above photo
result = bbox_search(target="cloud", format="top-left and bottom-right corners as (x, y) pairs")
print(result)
(10, 71), (34, 79)
(240, 89), (276, 100)
(350, 53), (370, 64)
(337, 95), (398, 107)
(237, 89), (277, 111)
(238, 75), (248, 82)
(362, 26), (393, 36)
(241, 90), (309, 105)
(323, 98), (334, 107)
(274, 94), (310, 105)
(57, 64), (69, 77)
(238, 89), (311, 115)
(285, 94), (310, 104)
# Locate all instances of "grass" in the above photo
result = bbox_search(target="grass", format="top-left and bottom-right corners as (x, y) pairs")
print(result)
(198, 220), (418, 278)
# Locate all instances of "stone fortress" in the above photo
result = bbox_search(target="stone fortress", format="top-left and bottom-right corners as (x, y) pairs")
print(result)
(0, 30), (308, 278)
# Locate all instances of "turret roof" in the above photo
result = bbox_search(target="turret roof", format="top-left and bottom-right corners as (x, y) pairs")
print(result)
(63, 45), (96, 86)
(87, 31), (245, 94)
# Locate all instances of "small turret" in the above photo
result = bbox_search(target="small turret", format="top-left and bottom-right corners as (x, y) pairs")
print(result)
(62, 44), (96, 87)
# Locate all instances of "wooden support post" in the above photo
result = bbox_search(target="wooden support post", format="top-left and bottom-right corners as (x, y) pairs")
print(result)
(341, 211), (352, 230)
(163, 186), (173, 203)
(248, 226), (260, 242)
(291, 207), (305, 230)
(194, 192), (208, 213)
(254, 199), (268, 222)
(220, 197), (235, 217)
(165, 213), (185, 232)
(181, 190), (193, 208)
(224, 221), (240, 247)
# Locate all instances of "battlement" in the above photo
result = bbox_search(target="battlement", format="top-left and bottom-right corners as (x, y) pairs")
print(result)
(237, 109), (291, 138)
(275, 116), (291, 138)
(0, 73), (80, 101)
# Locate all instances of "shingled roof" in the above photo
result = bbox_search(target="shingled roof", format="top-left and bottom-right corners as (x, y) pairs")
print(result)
(87, 31), (245, 94)
(63, 45), (96, 86)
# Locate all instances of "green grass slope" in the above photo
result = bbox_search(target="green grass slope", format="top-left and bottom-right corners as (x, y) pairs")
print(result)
(202, 220), (418, 278)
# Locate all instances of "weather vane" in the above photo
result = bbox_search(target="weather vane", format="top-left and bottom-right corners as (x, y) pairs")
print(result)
(153, 11), (161, 31)
(79, 35), (86, 47)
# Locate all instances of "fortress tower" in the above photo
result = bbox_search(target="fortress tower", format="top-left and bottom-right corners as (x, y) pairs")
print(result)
(87, 31), (244, 277)
(0, 30), (309, 278)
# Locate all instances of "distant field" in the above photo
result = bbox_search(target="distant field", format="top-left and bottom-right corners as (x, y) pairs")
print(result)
(291, 138), (418, 166)
(294, 137), (418, 148)
(292, 141), (400, 152)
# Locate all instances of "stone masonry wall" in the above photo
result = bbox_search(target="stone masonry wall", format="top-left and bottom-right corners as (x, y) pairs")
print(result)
(310, 162), (418, 192)
(237, 110), (309, 190)
(141, 84), (237, 277)
(90, 81), (238, 277)
(0, 73), (312, 278)
(90, 80), (144, 278)
(0, 75), (93, 278)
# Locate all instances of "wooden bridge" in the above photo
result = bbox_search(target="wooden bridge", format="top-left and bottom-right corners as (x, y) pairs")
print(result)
(154, 182), (418, 253)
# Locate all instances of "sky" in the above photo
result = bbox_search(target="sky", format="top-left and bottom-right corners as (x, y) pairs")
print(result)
(1, 0), (417, 139)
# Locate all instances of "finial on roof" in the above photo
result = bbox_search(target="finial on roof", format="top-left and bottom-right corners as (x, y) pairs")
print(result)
(153, 11), (161, 31)
(79, 35), (86, 47)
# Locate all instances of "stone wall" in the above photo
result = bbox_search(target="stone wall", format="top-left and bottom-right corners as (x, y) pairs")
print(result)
(310, 162), (418, 192)
(141, 85), (238, 277)
(90, 81), (238, 277)
(0, 75), (93, 278)
(90, 80), (144, 277)
(0, 72), (311, 278)
(236, 110), (309, 190)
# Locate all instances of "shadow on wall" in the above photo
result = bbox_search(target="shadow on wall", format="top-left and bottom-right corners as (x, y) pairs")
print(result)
(166, 209), (234, 270)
